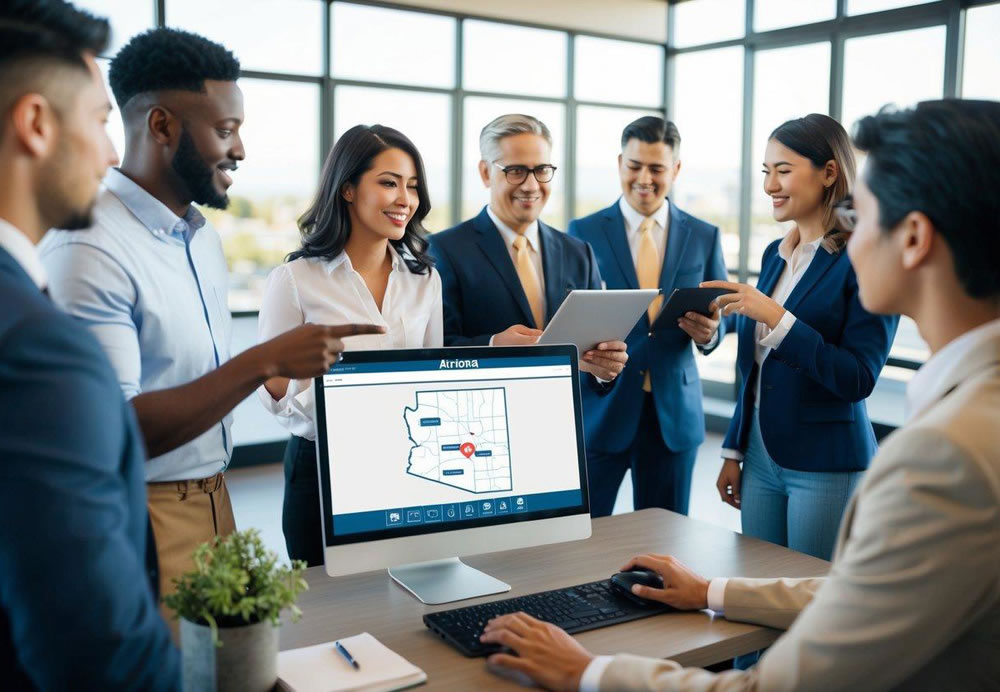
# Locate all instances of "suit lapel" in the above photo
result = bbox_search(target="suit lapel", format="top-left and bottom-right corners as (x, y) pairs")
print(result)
(603, 203), (638, 289)
(756, 246), (786, 298)
(782, 248), (839, 314)
(660, 200), (693, 295)
(538, 222), (564, 324)
(473, 207), (536, 327)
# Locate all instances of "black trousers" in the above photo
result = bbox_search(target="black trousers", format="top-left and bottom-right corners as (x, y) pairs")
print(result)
(282, 435), (325, 567)
(586, 393), (698, 518)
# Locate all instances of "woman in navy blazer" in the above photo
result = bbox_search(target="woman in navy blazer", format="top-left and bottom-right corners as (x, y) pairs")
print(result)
(703, 115), (898, 560)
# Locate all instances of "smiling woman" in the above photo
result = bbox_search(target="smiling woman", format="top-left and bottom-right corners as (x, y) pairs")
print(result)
(256, 124), (443, 567)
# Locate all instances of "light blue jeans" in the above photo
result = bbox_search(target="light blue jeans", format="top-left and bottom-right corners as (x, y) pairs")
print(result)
(740, 408), (862, 560)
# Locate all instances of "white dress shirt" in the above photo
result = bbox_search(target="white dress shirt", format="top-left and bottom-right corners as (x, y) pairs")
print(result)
(41, 168), (233, 482)
(257, 245), (443, 441)
(0, 218), (46, 290)
(721, 228), (825, 462)
(487, 204), (546, 319)
(906, 316), (1000, 420)
(619, 196), (668, 270)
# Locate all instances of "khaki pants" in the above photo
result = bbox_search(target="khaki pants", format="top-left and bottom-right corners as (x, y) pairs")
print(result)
(147, 472), (236, 640)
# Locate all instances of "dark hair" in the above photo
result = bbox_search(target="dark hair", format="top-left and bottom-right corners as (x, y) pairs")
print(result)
(853, 100), (1000, 301)
(289, 124), (434, 275)
(0, 0), (109, 124)
(621, 116), (681, 153)
(770, 113), (856, 252)
(108, 27), (240, 109)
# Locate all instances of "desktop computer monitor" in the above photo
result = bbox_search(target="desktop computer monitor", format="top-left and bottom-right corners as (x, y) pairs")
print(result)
(313, 344), (591, 604)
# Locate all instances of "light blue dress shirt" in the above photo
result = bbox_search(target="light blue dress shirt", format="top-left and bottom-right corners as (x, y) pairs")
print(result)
(41, 168), (233, 482)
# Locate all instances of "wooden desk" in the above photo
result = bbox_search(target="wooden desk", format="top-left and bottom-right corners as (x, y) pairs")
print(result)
(280, 508), (829, 689)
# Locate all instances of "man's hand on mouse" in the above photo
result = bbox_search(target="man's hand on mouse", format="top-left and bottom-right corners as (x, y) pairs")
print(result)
(480, 612), (593, 691)
(619, 554), (711, 610)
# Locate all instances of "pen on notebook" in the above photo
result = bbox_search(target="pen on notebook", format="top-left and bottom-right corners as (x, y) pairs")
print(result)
(334, 640), (360, 669)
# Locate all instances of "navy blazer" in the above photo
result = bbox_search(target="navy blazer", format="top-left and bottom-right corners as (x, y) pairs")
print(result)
(568, 199), (729, 453)
(723, 238), (899, 472)
(429, 206), (604, 346)
(0, 248), (178, 690)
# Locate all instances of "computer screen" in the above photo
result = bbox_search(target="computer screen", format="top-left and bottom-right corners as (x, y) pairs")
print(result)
(314, 345), (589, 550)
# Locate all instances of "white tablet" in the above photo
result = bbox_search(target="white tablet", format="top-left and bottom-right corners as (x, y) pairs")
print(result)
(537, 289), (659, 356)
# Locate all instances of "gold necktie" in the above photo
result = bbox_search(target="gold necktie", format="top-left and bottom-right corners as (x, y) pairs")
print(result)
(512, 233), (545, 328)
(636, 217), (661, 392)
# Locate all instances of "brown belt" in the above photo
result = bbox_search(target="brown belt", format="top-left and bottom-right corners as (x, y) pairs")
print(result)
(148, 471), (225, 500)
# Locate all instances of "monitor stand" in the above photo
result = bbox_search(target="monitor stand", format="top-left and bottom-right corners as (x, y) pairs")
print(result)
(388, 557), (510, 605)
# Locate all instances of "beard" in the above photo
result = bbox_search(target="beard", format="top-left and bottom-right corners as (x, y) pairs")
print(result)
(39, 142), (97, 231)
(172, 127), (229, 210)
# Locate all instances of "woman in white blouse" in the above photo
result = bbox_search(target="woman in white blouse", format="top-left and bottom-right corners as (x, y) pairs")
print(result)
(258, 124), (443, 565)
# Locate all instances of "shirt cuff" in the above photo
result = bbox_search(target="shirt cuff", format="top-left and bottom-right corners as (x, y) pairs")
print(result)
(707, 578), (729, 614)
(579, 655), (614, 692)
(721, 448), (744, 462)
(758, 310), (797, 349)
(489, 334), (496, 347)
(698, 328), (721, 351)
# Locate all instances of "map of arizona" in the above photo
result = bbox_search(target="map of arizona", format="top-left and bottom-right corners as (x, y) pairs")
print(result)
(404, 388), (513, 493)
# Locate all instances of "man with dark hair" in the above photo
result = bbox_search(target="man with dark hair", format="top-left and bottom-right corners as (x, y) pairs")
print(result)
(479, 100), (1000, 691)
(40, 26), (381, 630)
(0, 1), (178, 688)
(568, 116), (729, 517)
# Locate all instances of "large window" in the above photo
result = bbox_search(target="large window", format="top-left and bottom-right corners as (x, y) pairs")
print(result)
(668, 0), (992, 425)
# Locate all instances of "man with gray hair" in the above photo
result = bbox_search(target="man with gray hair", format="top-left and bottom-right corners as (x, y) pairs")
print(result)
(429, 113), (628, 383)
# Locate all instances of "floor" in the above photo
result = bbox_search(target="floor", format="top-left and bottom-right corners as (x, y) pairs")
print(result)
(226, 432), (741, 562)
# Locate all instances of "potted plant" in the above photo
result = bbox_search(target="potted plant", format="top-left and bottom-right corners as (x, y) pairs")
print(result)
(164, 528), (308, 692)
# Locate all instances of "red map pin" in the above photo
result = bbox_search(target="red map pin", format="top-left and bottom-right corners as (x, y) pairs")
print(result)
(460, 442), (476, 459)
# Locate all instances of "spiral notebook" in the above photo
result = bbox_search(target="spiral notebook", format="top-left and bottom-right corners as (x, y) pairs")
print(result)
(277, 632), (427, 692)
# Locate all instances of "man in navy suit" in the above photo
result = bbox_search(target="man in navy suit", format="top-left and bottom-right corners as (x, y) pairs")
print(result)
(429, 113), (628, 383)
(0, 3), (178, 688)
(568, 117), (729, 516)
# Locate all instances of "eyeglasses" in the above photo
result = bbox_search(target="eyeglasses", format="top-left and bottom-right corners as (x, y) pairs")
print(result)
(834, 194), (857, 231)
(492, 162), (557, 185)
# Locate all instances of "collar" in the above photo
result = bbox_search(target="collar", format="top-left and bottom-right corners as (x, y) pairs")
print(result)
(487, 205), (540, 252)
(323, 242), (407, 275)
(906, 317), (1000, 420)
(0, 217), (47, 290)
(103, 168), (206, 242)
(618, 196), (669, 234)
(777, 225), (827, 261)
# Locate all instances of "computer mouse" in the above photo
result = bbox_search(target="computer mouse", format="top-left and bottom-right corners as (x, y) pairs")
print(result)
(610, 569), (664, 606)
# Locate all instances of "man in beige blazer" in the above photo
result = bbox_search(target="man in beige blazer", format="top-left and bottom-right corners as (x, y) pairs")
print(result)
(480, 100), (1000, 691)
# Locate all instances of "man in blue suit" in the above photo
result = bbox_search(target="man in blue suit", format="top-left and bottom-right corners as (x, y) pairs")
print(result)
(0, 3), (178, 688)
(569, 117), (729, 516)
(430, 113), (628, 383)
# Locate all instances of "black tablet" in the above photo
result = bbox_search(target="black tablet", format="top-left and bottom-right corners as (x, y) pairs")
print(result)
(650, 287), (729, 330)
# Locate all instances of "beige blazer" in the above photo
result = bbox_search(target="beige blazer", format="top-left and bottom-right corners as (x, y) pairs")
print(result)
(600, 332), (1000, 691)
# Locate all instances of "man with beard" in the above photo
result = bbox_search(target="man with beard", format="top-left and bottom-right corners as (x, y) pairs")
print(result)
(1, 1), (177, 687)
(41, 26), (381, 630)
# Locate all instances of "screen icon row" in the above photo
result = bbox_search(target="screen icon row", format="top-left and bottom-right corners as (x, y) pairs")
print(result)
(386, 495), (527, 528)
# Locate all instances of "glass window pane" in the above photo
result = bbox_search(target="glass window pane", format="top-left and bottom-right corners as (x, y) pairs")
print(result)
(575, 105), (661, 218)
(842, 26), (945, 132)
(332, 3), (455, 88)
(847, 0), (935, 16)
(754, 0), (836, 32)
(962, 3), (1000, 100)
(671, 47), (743, 270)
(168, 0), (323, 76)
(671, 48), (743, 385)
(891, 315), (929, 362)
(463, 21), (566, 98)
(334, 86), (453, 233)
(462, 98), (566, 229)
(574, 37), (663, 107)
(203, 79), (320, 311)
(74, 0), (153, 56)
(750, 42), (831, 272)
(673, 0), (746, 49)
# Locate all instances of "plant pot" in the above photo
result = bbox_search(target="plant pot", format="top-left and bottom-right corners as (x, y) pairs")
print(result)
(180, 617), (279, 692)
